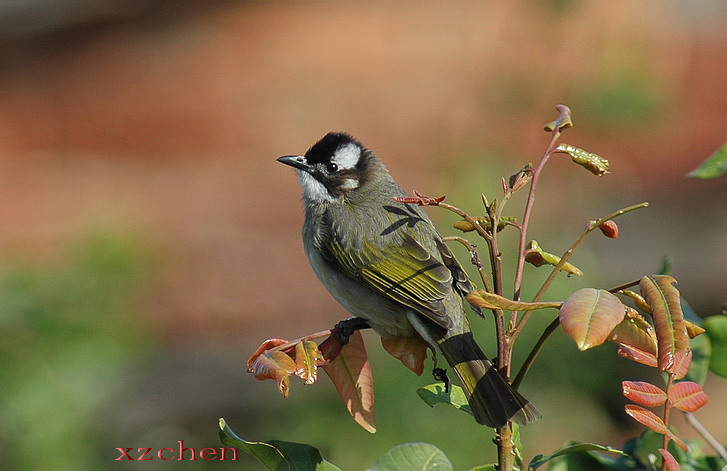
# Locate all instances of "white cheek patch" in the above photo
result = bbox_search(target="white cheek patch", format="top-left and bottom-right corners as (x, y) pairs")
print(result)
(298, 171), (336, 203)
(339, 178), (359, 190)
(332, 143), (361, 170)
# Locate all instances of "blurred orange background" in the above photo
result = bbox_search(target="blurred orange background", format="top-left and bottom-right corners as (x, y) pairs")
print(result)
(0, 2), (725, 469)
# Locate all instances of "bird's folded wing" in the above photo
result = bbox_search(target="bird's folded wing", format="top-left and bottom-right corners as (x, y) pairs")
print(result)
(324, 234), (453, 329)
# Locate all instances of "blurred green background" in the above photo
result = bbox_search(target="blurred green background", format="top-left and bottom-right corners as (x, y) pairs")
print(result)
(0, 1), (725, 469)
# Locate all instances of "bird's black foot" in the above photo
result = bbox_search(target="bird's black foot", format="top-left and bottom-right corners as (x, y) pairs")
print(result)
(334, 317), (371, 345)
(433, 367), (450, 393)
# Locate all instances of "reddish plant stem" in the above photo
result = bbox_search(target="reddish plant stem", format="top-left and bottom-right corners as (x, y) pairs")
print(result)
(661, 373), (674, 471)
(510, 128), (563, 332)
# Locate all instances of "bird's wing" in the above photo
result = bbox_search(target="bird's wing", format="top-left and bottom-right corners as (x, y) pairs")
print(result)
(435, 238), (483, 317)
(323, 233), (454, 329)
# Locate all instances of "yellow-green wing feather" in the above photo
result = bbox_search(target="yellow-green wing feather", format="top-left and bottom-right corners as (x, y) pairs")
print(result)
(324, 234), (453, 329)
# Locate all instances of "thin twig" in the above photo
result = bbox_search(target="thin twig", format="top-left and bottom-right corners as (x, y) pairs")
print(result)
(510, 127), (564, 332)
(510, 202), (649, 343)
(442, 236), (493, 293)
(683, 412), (727, 461)
(512, 316), (560, 390)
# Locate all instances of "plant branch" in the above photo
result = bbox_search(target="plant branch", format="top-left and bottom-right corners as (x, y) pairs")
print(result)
(510, 125), (564, 330)
(510, 202), (649, 343)
(683, 412), (727, 461)
(512, 315), (560, 390)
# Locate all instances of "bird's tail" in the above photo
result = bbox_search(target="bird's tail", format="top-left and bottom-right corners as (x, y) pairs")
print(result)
(437, 331), (541, 428)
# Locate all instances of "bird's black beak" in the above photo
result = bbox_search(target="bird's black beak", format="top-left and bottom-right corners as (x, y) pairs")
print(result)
(277, 155), (312, 173)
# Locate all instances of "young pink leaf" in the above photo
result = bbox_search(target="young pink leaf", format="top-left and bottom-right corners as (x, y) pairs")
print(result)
(381, 336), (429, 376)
(669, 381), (708, 412)
(560, 288), (626, 350)
(617, 343), (658, 367)
(624, 404), (668, 434)
(250, 350), (297, 398)
(666, 432), (689, 452)
(622, 381), (666, 407)
(658, 448), (680, 471)
(321, 330), (376, 433)
(671, 350), (692, 380)
(640, 276), (690, 374)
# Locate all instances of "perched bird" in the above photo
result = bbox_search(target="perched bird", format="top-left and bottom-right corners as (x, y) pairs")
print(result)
(277, 132), (540, 427)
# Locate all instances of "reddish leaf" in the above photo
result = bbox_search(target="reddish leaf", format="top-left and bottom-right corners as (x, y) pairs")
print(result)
(318, 334), (344, 361)
(381, 336), (429, 376)
(640, 276), (690, 374)
(610, 308), (658, 355)
(658, 448), (680, 471)
(669, 381), (708, 412)
(321, 330), (376, 433)
(617, 343), (658, 367)
(247, 338), (289, 372)
(624, 404), (668, 434)
(622, 381), (666, 407)
(667, 432), (689, 453)
(294, 341), (326, 385)
(560, 288), (626, 350)
(250, 350), (297, 398)
(671, 350), (692, 380)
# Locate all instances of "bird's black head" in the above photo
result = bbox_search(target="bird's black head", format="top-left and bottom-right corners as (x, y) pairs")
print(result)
(277, 132), (375, 203)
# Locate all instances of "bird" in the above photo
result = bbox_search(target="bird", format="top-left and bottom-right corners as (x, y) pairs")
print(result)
(277, 132), (540, 428)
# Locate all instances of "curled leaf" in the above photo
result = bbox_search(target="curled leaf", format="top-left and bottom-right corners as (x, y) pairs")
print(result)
(321, 330), (376, 433)
(543, 104), (573, 132)
(524, 240), (583, 276)
(555, 144), (610, 176)
(381, 336), (428, 375)
(609, 308), (658, 355)
(668, 381), (708, 412)
(294, 341), (326, 385)
(622, 381), (666, 407)
(640, 276), (690, 375)
(466, 290), (561, 312)
(508, 164), (533, 193)
(250, 350), (297, 397)
(560, 288), (626, 350)
(247, 338), (289, 372)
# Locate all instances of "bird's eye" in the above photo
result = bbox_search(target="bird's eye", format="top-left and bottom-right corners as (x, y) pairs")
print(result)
(326, 163), (339, 173)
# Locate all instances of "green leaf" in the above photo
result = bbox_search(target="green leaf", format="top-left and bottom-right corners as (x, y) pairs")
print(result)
(688, 142), (727, 179)
(468, 466), (497, 471)
(703, 315), (727, 378)
(367, 443), (452, 471)
(560, 288), (626, 350)
(416, 383), (473, 417)
(466, 290), (561, 311)
(218, 418), (342, 471)
(529, 443), (627, 470)
(555, 144), (609, 176)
